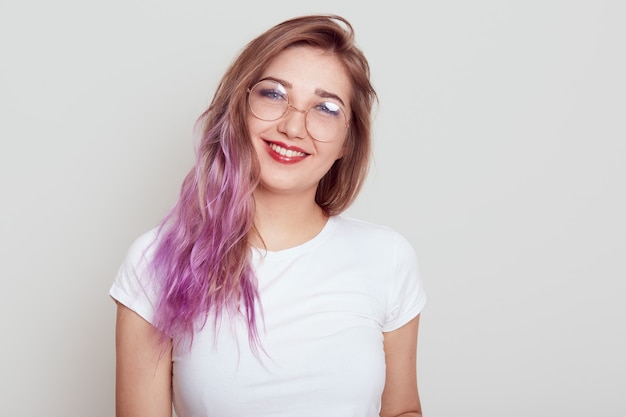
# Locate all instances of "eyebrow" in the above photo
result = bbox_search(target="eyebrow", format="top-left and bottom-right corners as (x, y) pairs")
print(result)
(260, 76), (347, 107)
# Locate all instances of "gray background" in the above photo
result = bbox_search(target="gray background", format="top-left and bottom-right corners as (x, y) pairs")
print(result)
(1, 1), (624, 416)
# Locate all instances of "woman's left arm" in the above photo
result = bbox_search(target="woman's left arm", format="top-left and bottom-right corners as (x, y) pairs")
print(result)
(380, 314), (422, 417)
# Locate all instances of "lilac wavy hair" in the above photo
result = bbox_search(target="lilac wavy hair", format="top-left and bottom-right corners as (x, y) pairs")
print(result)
(149, 14), (377, 350)
(150, 113), (261, 350)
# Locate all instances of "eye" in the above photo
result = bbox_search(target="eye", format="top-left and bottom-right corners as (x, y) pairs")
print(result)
(314, 101), (342, 118)
(257, 87), (287, 102)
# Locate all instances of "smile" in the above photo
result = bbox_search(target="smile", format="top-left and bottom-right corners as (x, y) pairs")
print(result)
(267, 141), (309, 158)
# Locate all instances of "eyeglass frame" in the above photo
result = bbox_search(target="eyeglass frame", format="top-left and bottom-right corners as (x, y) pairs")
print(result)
(246, 79), (351, 142)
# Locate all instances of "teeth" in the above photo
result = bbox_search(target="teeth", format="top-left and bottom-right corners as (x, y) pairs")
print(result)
(269, 143), (306, 157)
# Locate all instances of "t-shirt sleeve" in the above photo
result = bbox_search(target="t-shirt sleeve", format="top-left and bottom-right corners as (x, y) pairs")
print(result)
(109, 229), (160, 326)
(383, 232), (427, 332)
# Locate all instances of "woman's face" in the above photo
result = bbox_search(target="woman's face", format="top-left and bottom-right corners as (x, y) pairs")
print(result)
(247, 46), (352, 199)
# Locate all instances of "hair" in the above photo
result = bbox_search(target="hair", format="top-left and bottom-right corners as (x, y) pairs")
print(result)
(149, 14), (377, 350)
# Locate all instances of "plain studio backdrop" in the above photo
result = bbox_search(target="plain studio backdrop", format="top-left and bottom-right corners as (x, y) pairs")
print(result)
(1, 1), (624, 416)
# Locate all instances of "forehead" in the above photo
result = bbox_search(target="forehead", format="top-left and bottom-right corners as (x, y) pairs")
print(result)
(260, 46), (352, 106)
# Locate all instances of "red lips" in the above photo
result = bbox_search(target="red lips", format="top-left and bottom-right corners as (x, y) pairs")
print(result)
(265, 140), (309, 164)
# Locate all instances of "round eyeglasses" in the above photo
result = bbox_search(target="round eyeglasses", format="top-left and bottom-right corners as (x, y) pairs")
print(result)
(247, 79), (349, 142)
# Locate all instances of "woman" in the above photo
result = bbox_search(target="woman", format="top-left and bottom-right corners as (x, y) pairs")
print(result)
(111, 14), (427, 417)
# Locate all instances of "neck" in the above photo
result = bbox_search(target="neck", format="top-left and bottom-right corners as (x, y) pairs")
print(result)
(251, 188), (328, 251)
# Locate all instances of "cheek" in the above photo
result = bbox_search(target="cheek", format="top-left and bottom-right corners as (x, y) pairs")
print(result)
(246, 116), (257, 137)
(247, 115), (271, 138)
(334, 136), (349, 160)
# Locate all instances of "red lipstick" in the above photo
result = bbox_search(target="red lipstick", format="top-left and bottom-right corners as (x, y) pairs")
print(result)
(265, 140), (309, 164)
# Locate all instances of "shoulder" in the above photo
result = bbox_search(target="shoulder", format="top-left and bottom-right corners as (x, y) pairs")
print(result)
(125, 227), (160, 262)
(330, 216), (418, 266)
(333, 215), (397, 236)
(332, 216), (414, 249)
(114, 226), (163, 294)
(110, 227), (162, 324)
(113, 227), (162, 278)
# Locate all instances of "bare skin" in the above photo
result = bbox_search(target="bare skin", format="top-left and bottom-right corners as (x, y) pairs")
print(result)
(115, 303), (172, 417)
(381, 315), (423, 417)
(250, 185), (328, 251)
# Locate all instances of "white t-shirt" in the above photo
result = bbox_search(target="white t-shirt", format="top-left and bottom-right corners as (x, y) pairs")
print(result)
(110, 215), (427, 417)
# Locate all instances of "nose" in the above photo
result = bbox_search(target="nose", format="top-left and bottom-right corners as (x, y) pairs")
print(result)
(277, 104), (308, 139)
